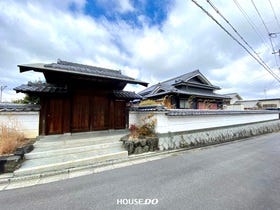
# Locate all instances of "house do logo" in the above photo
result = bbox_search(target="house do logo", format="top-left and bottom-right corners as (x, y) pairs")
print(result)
(116, 198), (159, 205)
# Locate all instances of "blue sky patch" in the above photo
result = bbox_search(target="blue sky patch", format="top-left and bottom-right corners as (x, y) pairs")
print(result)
(84, 0), (173, 28)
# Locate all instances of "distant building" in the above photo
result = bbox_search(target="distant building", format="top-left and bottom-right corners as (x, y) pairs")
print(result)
(259, 98), (280, 109)
(234, 98), (280, 110)
(222, 93), (244, 110)
(138, 70), (230, 109)
(234, 100), (261, 110)
(223, 93), (243, 105)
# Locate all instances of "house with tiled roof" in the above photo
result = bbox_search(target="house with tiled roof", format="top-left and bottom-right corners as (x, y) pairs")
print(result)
(138, 70), (230, 109)
(223, 93), (243, 105)
(15, 59), (147, 135)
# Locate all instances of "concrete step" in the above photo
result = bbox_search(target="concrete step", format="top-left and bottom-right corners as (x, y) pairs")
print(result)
(25, 142), (123, 159)
(37, 130), (128, 143)
(34, 134), (126, 148)
(14, 131), (129, 177)
(33, 137), (124, 152)
(14, 148), (128, 176)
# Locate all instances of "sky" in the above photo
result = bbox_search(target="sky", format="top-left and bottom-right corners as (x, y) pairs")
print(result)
(0, 0), (280, 102)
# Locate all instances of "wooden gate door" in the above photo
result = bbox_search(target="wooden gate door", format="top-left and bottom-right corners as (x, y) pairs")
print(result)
(114, 100), (126, 129)
(71, 94), (90, 132)
(46, 98), (64, 135)
(92, 96), (109, 130)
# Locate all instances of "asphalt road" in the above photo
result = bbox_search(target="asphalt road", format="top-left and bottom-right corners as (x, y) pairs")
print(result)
(0, 132), (280, 210)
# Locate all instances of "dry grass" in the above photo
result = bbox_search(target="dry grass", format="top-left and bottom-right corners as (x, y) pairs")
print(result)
(0, 123), (26, 155)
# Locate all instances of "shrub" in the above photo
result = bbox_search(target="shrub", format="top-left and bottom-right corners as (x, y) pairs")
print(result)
(129, 124), (139, 139)
(128, 114), (157, 140)
(139, 99), (158, 106)
(0, 121), (26, 155)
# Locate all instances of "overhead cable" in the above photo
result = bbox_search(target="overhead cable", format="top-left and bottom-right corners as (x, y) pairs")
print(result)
(191, 0), (280, 83)
(206, 0), (279, 79)
(268, 0), (280, 32)
(251, 0), (279, 66)
(233, 0), (270, 50)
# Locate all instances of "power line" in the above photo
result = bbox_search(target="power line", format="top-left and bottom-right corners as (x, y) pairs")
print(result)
(268, 0), (280, 31)
(206, 0), (280, 78)
(251, 0), (279, 66)
(190, 0), (280, 83)
(206, 0), (270, 68)
(233, 0), (270, 50)
(206, 0), (278, 81)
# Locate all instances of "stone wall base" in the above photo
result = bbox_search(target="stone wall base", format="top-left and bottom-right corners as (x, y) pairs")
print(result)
(121, 137), (159, 155)
(158, 120), (280, 150)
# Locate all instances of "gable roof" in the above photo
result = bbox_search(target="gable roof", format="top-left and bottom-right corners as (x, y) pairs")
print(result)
(138, 70), (228, 99)
(18, 59), (148, 86)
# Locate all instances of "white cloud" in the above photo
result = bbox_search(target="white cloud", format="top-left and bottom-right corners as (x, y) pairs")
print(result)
(0, 0), (279, 102)
(118, 0), (134, 13)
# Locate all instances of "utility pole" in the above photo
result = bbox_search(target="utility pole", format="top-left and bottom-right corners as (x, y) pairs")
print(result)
(0, 85), (7, 102)
(272, 49), (280, 56)
(269, 32), (280, 70)
(269, 32), (280, 56)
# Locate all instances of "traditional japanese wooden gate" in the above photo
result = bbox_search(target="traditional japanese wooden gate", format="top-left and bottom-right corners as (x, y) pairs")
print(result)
(71, 92), (111, 133)
(43, 92), (127, 135)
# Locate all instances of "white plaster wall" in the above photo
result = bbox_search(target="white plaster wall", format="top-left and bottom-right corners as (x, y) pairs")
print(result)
(0, 112), (39, 138)
(224, 104), (244, 110)
(129, 111), (279, 134)
(158, 114), (279, 133)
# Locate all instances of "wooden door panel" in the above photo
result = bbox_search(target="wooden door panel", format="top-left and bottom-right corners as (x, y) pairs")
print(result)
(114, 100), (126, 129)
(71, 94), (90, 132)
(46, 98), (64, 135)
(92, 96), (109, 130)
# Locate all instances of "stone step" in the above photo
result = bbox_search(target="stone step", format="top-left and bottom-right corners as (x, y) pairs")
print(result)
(25, 142), (123, 159)
(14, 149), (128, 176)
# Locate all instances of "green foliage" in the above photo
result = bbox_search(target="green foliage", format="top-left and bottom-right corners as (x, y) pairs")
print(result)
(13, 80), (42, 104)
(13, 94), (40, 104)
